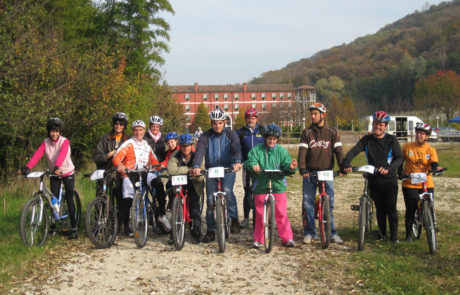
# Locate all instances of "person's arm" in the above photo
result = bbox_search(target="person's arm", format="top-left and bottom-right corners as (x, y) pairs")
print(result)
(333, 131), (345, 169)
(244, 146), (260, 172)
(429, 146), (440, 171)
(342, 137), (366, 172)
(230, 130), (242, 164)
(93, 134), (110, 165)
(280, 148), (297, 173)
(388, 136), (403, 172)
(192, 133), (207, 169)
(25, 141), (46, 170)
(297, 129), (309, 176)
(167, 155), (189, 175)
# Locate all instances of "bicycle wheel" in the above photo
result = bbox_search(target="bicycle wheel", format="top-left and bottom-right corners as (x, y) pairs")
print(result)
(199, 192), (205, 215)
(368, 199), (374, 234)
(20, 194), (49, 247)
(422, 201), (436, 254)
(358, 196), (368, 251)
(131, 192), (148, 248)
(215, 196), (226, 253)
(319, 195), (331, 249)
(58, 191), (82, 234)
(264, 196), (276, 253)
(171, 195), (185, 250)
(412, 209), (422, 239)
(85, 197), (117, 249)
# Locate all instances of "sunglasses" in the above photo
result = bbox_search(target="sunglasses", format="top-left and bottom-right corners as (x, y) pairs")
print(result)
(114, 121), (125, 126)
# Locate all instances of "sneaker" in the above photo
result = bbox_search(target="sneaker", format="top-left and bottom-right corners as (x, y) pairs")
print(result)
(391, 239), (400, 244)
(376, 235), (387, 242)
(252, 241), (262, 248)
(202, 232), (215, 243)
(331, 234), (344, 244)
(69, 229), (78, 240)
(231, 219), (240, 234)
(49, 224), (57, 236)
(191, 235), (201, 244)
(240, 218), (249, 228)
(303, 235), (313, 244)
(124, 227), (133, 237)
(284, 240), (295, 248)
(406, 236), (413, 242)
(158, 215), (171, 232)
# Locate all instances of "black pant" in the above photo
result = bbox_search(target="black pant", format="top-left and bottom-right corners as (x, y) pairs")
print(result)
(150, 177), (167, 216)
(403, 187), (434, 236)
(369, 181), (399, 241)
(50, 175), (77, 229)
(186, 182), (201, 237)
(97, 172), (124, 227)
(243, 172), (253, 219)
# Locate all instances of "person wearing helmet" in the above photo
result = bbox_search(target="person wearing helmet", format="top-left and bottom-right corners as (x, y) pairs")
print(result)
(298, 102), (345, 244)
(236, 107), (264, 228)
(113, 120), (162, 236)
(343, 111), (403, 243)
(194, 127), (203, 140)
(244, 124), (298, 248)
(18, 118), (78, 239)
(168, 134), (206, 244)
(192, 106), (243, 243)
(401, 123), (443, 241)
(143, 115), (170, 232)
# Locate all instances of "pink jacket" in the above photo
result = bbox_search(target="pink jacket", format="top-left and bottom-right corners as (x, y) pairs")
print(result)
(26, 136), (75, 177)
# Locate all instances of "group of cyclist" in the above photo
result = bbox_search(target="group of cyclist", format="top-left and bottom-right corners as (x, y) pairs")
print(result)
(18, 101), (443, 248)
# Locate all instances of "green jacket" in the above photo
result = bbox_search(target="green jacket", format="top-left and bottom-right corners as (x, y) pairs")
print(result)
(244, 143), (297, 194)
(167, 150), (205, 197)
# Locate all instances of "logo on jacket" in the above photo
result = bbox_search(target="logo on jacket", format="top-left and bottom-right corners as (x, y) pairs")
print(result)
(309, 140), (330, 149)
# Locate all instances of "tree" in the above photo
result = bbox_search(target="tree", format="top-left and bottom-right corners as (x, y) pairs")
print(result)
(414, 70), (460, 121)
(233, 108), (246, 130)
(190, 103), (210, 132)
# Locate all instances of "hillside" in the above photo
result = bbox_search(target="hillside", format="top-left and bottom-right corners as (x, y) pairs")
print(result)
(251, 0), (460, 114)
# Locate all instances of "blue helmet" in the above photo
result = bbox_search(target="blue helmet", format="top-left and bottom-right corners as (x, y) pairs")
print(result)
(165, 132), (179, 141)
(372, 111), (390, 123)
(263, 124), (282, 138)
(179, 134), (194, 145)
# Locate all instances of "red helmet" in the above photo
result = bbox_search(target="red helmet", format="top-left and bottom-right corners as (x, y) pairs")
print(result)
(309, 103), (327, 114)
(415, 122), (432, 135)
(244, 108), (258, 118)
(372, 111), (390, 123)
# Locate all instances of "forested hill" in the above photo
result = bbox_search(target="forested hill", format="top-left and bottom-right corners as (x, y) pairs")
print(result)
(251, 0), (460, 114)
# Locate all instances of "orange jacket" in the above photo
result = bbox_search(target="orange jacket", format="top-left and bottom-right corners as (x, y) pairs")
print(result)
(113, 138), (160, 177)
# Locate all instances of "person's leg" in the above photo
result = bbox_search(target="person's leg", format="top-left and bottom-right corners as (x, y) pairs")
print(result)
(187, 183), (201, 238)
(370, 183), (387, 239)
(205, 177), (216, 233)
(302, 176), (318, 238)
(121, 177), (135, 234)
(386, 182), (399, 242)
(403, 187), (418, 239)
(242, 170), (251, 219)
(222, 171), (238, 220)
(324, 180), (338, 237)
(273, 193), (293, 244)
(253, 194), (265, 244)
(62, 175), (77, 229)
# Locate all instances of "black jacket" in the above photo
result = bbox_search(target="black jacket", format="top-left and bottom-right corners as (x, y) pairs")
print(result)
(93, 131), (129, 169)
(144, 131), (167, 162)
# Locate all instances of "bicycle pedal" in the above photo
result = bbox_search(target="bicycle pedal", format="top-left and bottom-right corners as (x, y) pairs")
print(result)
(351, 205), (360, 211)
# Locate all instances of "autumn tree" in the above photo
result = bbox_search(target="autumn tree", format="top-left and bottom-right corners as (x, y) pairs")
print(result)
(233, 108), (246, 130)
(414, 70), (460, 121)
(190, 103), (210, 132)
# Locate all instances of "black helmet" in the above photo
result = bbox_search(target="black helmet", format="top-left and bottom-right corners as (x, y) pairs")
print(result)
(263, 124), (282, 138)
(112, 112), (128, 126)
(46, 117), (63, 132)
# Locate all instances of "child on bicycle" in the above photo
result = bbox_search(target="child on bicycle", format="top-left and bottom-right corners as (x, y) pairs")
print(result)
(401, 123), (443, 242)
(19, 118), (78, 239)
(244, 124), (298, 248)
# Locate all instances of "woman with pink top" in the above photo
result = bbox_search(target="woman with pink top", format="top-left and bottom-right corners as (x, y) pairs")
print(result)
(19, 118), (78, 239)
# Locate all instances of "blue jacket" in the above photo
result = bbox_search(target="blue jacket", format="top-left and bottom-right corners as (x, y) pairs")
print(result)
(192, 128), (242, 169)
(236, 124), (264, 161)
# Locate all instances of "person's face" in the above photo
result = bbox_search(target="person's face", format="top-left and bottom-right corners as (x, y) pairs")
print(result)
(167, 139), (178, 151)
(211, 120), (225, 133)
(372, 121), (387, 138)
(265, 136), (278, 148)
(132, 127), (145, 140)
(245, 116), (257, 128)
(310, 110), (323, 124)
(149, 124), (161, 135)
(49, 129), (60, 141)
(416, 130), (429, 145)
(113, 121), (125, 134)
(180, 144), (192, 156)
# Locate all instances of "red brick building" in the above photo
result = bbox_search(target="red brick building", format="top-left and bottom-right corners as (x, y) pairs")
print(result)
(169, 83), (316, 128)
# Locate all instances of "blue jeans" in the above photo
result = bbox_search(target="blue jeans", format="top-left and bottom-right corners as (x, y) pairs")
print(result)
(302, 174), (337, 237)
(205, 171), (238, 232)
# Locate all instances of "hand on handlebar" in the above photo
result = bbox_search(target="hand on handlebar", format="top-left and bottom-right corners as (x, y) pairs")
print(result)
(192, 168), (201, 177)
(252, 164), (261, 173)
(378, 167), (389, 175)
(233, 163), (242, 172)
(290, 159), (298, 170)
(117, 164), (126, 174)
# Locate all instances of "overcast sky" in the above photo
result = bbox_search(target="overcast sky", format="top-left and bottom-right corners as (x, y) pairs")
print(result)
(160, 0), (447, 85)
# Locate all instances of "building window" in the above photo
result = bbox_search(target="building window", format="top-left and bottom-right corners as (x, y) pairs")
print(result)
(272, 104), (277, 109)
(261, 93), (266, 100)
(252, 93), (256, 100)
(185, 105), (190, 111)
(186, 116), (191, 122)
(288, 92), (292, 99)
(280, 93), (284, 100)
(215, 94), (219, 100)
(272, 93), (276, 100)
(280, 103), (284, 109)
(252, 104), (256, 109)
(262, 104), (266, 110)
(185, 94), (190, 101)
(288, 103), (292, 108)
(203, 94), (208, 101)
(234, 93), (239, 100)
(224, 93), (228, 100)
(235, 104), (239, 110)
(224, 104), (229, 110)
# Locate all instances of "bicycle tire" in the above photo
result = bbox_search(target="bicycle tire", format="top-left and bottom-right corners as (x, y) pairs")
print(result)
(215, 196), (226, 253)
(58, 191), (82, 234)
(85, 197), (117, 249)
(131, 192), (148, 248)
(412, 209), (422, 239)
(199, 193), (205, 215)
(264, 196), (276, 253)
(320, 195), (331, 249)
(171, 195), (185, 250)
(368, 200), (374, 234)
(422, 201), (436, 254)
(20, 194), (50, 247)
(358, 196), (368, 251)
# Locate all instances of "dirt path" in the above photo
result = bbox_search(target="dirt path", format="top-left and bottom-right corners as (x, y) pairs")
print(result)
(13, 173), (459, 294)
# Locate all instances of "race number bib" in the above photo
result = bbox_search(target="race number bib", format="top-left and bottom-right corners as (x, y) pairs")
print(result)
(358, 165), (376, 174)
(171, 175), (188, 186)
(410, 173), (427, 184)
(90, 170), (105, 180)
(317, 170), (333, 181)
(27, 172), (44, 178)
(208, 167), (225, 178)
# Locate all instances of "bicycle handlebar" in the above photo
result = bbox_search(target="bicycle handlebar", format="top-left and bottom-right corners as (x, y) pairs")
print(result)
(399, 168), (447, 180)
(299, 169), (340, 177)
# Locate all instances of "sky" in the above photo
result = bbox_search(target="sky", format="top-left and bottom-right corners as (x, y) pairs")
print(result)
(160, 0), (447, 85)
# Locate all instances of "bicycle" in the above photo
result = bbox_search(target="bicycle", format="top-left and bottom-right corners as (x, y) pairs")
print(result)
(400, 168), (446, 254)
(206, 167), (233, 253)
(20, 170), (81, 247)
(84, 169), (118, 249)
(350, 165), (377, 251)
(301, 169), (338, 249)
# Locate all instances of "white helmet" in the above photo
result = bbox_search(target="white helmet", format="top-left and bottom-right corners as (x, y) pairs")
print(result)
(209, 106), (227, 121)
(132, 120), (146, 129)
(149, 115), (163, 126)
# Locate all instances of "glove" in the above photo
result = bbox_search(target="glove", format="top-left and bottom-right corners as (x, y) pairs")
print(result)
(20, 166), (31, 176)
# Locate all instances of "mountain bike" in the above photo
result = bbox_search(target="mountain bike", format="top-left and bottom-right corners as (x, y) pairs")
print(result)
(301, 170), (337, 249)
(400, 168), (446, 254)
(207, 167), (233, 253)
(350, 165), (377, 251)
(84, 169), (118, 249)
(20, 171), (81, 247)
